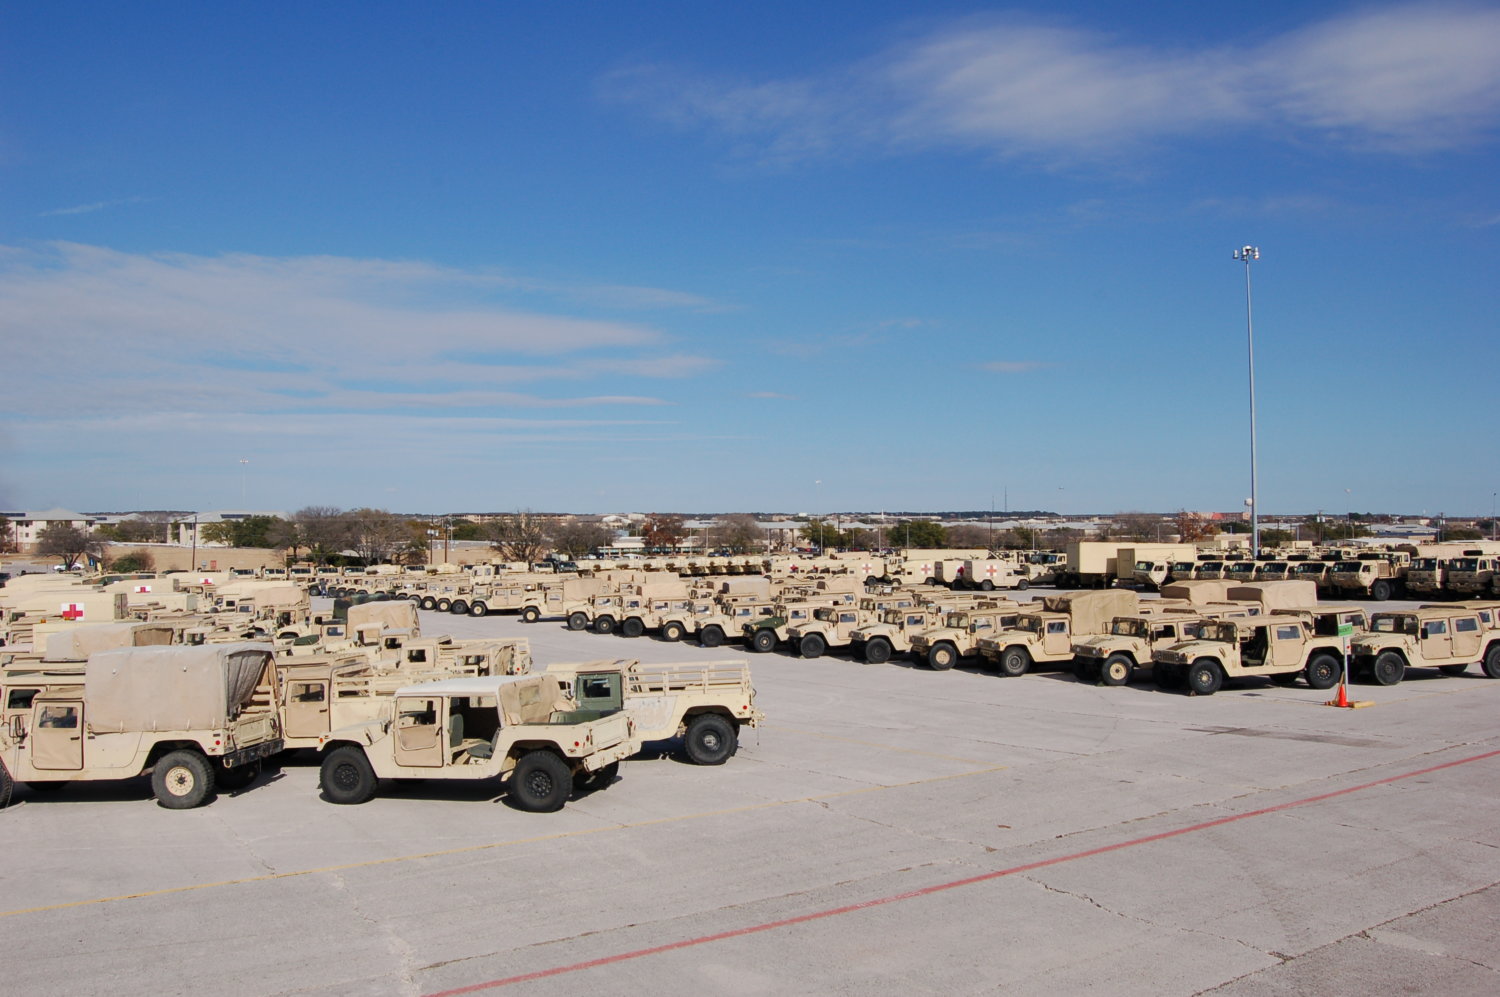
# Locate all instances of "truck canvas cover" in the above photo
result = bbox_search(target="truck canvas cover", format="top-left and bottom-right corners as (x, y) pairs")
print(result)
(84, 642), (274, 732)
(1160, 580), (1232, 604)
(346, 600), (419, 634)
(1227, 581), (1318, 610)
(1039, 590), (1139, 633)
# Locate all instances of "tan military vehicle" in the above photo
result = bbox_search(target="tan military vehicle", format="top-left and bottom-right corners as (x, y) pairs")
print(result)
(1446, 553), (1499, 596)
(1349, 608), (1500, 685)
(955, 558), (1031, 591)
(1329, 551), (1410, 600)
(787, 594), (921, 658)
(0, 642), (282, 809)
(910, 602), (1026, 671)
(546, 659), (762, 764)
(1072, 613), (1214, 686)
(316, 672), (637, 811)
(1150, 618), (1345, 695)
(742, 593), (856, 653)
(692, 600), (777, 648)
(974, 590), (1138, 676)
(848, 598), (995, 665)
(522, 576), (609, 624)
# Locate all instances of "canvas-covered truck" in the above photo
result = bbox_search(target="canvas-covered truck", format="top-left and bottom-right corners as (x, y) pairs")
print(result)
(1053, 541), (1129, 588)
(0, 642), (283, 810)
(316, 673), (638, 812)
(546, 659), (762, 764)
(1150, 618), (1345, 695)
(973, 590), (1138, 677)
(1348, 608), (1500, 685)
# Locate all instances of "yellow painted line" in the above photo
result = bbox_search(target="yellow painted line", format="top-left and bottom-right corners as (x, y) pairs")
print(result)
(0, 764), (1008, 920)
(765, 722), (992, 765)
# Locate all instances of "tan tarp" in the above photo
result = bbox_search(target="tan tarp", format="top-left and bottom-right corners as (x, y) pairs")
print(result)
(496, 674), (571, 726)
(1160, 580), (1232, 605)
(347, 600), (420, 634)
(84, 642), (273, 732)
(1040, 590), (1139, 634)
(1227, 581), (1318, 610)
(43, 622), (143, 662)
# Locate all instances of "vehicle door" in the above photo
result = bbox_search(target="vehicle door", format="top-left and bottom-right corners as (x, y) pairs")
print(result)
(1419, 618), (1453, 660)
(1449, 616), (1482, 659)
(393, 696), (445, 767)
(283, 679), (330, 739)
(1042, 620), (1070, 655)
(1270, 623), (1304, 668)
(31, 699), (84, 770)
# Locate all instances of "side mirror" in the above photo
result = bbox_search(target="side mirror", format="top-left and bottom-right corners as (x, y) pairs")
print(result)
(9, 714), (23, 739)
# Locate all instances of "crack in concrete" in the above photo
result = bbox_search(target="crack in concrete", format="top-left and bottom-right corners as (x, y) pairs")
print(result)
(322, 870), (421, 997)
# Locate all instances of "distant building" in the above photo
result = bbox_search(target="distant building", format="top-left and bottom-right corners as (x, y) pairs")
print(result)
(1, 508), (103, 553)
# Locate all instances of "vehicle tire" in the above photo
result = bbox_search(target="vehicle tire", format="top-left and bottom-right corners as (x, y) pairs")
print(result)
(661, 621), (685, 642)
(980, 579), (995, 591)
(798, 633), (825, 658)
(684, 714), (737, 765)
(469, 602), (488, 617)
(865, 636), (893, 664)
(928, 642), (960, 671)
(566, 611), (588, 631)
(750, 629), (777, 653)
(925, 577), (938, 586)
(1370, 580), (1392, 601)
(520, 606), (541, 623)
(1372, 650), (1405, 686)
(700, 625), (726, 649)
(0, 759), (12, 809)
(436, 598), (451, 612)
(450, 600), (469, 615)
(1186, 659), (1223, 696)
(621, 617), (644, 638)
(593, 615), (616, 635)
(509, 750), (571, 812)
(420, 597), (437, 611)
(1016, 578), (1029, 591)
(1438, 664), (1468, 676)
(320, 746), (378, 805)
(152, 750), (216, 809)
(1099, 653), (1133, 687)
(998, 645), (1030, 678)
(1304, 653), (1342, 690)
(216, 761), (261, 791)
(1483, 645), (1500, 679)
(572, 761), (619, 791)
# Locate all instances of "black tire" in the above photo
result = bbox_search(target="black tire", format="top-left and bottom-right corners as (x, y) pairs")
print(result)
(924, 577), (938, 586)
(1438, 664), (1468, 676)
(1370, 580), (1392, 601)
(1483, 644), (1500, 679)
(420, 597), (437, 611)
(750, 628), (777, 653)
(1372, 651), (1405, 686)
(700, 625), (726, 649)
(216, 761), (261, 791)
(798, 633), (825, 658)
(520, 606), (541, 623)
(593, 615), (616, 635)
(0, 759), (12, 810)
(621, 618), (644, 638)
(1016, 578), (1029, 591)
(572, 761), (619, 791)
(684, 714), (737, 765)
(979, 579), (995, 591)
(1186, 659), (1223, 696)
(469, 602), (489, 617)
(152, 750), (216, 809)
(928, 642), (959, 671)
(436, 598), (452, 612)
(865, 636), (893, 664)
(509, 750), (571, 812)
(661, 621), (685, 642)
(450, 600), (469, 615)
(320, 746), (378, 805)
(1304, 653), (1342, 690)
(998, 645), (1030, 678)
(1099, 653), (1133, 687)
(566, 611), (588, 631)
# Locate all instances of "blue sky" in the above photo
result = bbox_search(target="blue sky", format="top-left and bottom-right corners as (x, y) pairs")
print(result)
(3, 2), (1497, 518)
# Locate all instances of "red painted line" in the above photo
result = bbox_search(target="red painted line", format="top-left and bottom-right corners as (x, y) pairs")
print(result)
(426, 747), (1500, 996)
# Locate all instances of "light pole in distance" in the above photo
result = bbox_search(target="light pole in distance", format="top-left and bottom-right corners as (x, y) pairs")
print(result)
(1234, 245), (1261, 557)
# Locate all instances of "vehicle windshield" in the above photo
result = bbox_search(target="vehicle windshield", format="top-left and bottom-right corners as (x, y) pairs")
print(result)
(1263, 562), (1288, 572)
(1332, 563), (1361, 574)
(1453, 558), (1480, 571)
(1134, 561), (1154, 571)
(1200, 561), (1223, 571)
(1170, 562), (1195, 572)
(1371, 613), (1413, 633)
(1017, 614), (1043, 634)
(881, 609), (903, 624)
(1206, 622), (1239, 641)
(1411, 558), (1438, 570)
(814, 607), (835, 622)
(1295, 564), (1325, 576)
(1111, 618), (1145, 637)
(1227, 563), (1256, 575)
(944, 612), (968, 628)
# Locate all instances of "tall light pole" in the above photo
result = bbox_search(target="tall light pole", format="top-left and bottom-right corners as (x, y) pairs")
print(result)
(239, 458), (249, 504)
(1234, 246), (1261, 557)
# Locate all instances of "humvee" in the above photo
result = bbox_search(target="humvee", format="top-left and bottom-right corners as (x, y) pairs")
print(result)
(910, 603), (1025, 671)
(847, 600), (992, 664)
(316, 672), (637, 811)
(0, 642), (283, 809)
(742, 595), (854, 653)
(1151, 618), (1345, 695)
(787, 595), (919, 658)
(1071, 613), (1213, 686)
(1348, 608), (1500, 685)
(975, 590), (1137, 677)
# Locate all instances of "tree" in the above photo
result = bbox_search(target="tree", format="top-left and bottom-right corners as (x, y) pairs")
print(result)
(1108, 512), (1167, 541)
(346, 508), (411, 565)
(293, 506), (353, 562)
(449, 519), (484, 541)
(393, 520), (432, 565)
(1438, 526), (1484, 541)
(1259, 528), (1295, 546)
(944, 524), (993, 549)
(799, 519), (842, 550)
(703, 514), (761, 554)
(108, 549), (155, 573)
(96, 517), (169, 543)
(643, 514), (687, 551)
(0, 518), (15, 554)
(267, 517), (306, 560)
(1174, 510), (1218, 542)
(487, 511), (550, 563)
(37, 523), (103, 571)
(551, 520), (615, 558)
(893, 520), (947, 548)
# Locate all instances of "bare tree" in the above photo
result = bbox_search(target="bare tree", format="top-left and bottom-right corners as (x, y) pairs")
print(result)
(487, 511), (550, 563)
(945, 524), (993, 549)
(702, 514), (761, 554)
(294, 506), (353, 562)
(1174, 510), (1218, 542)
(37, 523), (104, 571)
(643, 513), (687, 551)
(551, 520), (615, 558)
(346, 508), (410, 565)
(1107, 512), (1167, 541)
(267, 518), (307, 560)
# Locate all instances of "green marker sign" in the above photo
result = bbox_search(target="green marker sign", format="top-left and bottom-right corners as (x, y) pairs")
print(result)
(1337, 623), (1355, 638)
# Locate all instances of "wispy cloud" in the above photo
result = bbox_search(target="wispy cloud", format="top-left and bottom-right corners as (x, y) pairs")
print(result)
(983, 360), (1052, 373)
(610, 4), (1500, 163)
(38, 196), (150, 217)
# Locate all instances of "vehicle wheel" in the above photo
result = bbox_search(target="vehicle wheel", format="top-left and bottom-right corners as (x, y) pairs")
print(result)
(469, 602), (488, 617)
(216, 761), (261, 791)
(799, 633), (825, 658)
(865, 636), (893, 664)
(509, 750), (571, 812)
(1483, 645), (1500, 679)
(925, 577), (938, 586)
(593, 615), (616, 635)
(450, 600), (469, 615)
(621, 618), (644, 638)
(1304, 653), (1342, 690)
(684, 714), (737, 765)
(572, 761), (619, 791)
(1016, 578), (1029, 590)
(436, 599), (451, 612)
(980, 579), (995, 591)
(420, 597), (437, 611)
(0, 759), (11, 809)
(520, 606), (541, 623)
(700, 625), (726, 649)
(1099, 653), (1133, 687)
(1438, 664), (1468, 676)
(152, 749), (216, 809)
(1372, 650), (1405, 686)
(1186, 659), (1223, 696)
(928, 642), (959, 671)
(750, 629), (777, 653)
(566, 611), (588, 631)
(1370, 580), (1392, 601)
(998, 645), (1030, 678)
(320, 746), (378, 805)
(661, 621), (685, 642)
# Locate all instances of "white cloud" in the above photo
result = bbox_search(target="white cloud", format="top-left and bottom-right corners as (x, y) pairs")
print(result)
(612, 4), (1500, 162)
(38, 196), (150, 217)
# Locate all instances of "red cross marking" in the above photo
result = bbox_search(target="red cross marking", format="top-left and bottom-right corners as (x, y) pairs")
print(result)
(135, 585), (151, 593)
(61, 603), (85, 620)
(985, 565), (999, 577)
